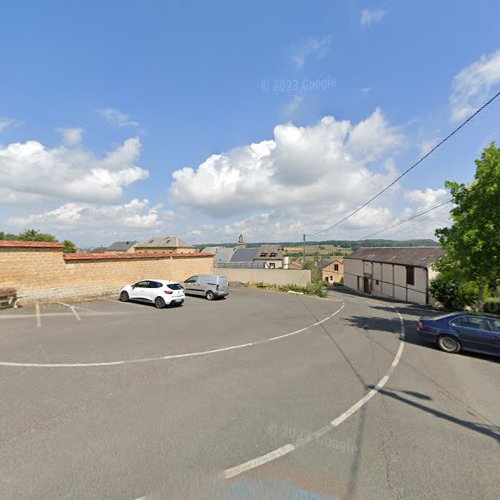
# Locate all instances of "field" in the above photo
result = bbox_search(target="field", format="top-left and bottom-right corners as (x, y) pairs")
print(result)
(284, 244), (352, 262)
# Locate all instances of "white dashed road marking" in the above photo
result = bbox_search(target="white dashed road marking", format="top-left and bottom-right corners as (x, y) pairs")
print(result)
(225, 445), (296, 479)
(223, 303), (406, 479)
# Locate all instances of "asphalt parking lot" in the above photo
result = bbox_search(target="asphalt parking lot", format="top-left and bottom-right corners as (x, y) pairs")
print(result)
(0, 287), (499, 499)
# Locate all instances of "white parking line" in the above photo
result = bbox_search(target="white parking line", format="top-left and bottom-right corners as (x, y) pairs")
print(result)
(103, 298), (145, 309)
(0, 311), (134, 320)
(57, 302), (81, 321)
(0, 303), (344, 368)
(35, 303), (41, 328)
(223, 304), (406, 479)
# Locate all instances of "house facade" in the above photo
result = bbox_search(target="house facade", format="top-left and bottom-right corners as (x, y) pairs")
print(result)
(252, 245), (285, 268)
(134, 236), (195, 254)
(343, 247), (444, 305)
(318, 259), (344, 283)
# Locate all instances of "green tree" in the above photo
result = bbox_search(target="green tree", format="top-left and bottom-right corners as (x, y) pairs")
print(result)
(18, 229), (57, 242)
(0, 232), (18, 240)
(434, 142), (500, 310)
(62, 240), (77, 253)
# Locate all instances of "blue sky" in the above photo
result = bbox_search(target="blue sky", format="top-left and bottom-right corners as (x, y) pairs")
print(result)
(1, 0), (499, 247)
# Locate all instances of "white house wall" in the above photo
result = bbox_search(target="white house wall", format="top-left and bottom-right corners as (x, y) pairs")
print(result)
(346, 258), (364, 276)
(373, 263), (382, 280)
(344, 258), (430, 305)
(382, 264), (393, 283)
(408, 288), (426, 304)
(394, 265), (406, 287)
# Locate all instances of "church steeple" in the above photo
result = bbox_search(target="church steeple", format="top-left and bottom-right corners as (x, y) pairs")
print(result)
(236, 233), (246, 248)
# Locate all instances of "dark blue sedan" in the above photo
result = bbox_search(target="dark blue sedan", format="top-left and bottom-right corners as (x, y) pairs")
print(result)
(417, 312), (500, 357)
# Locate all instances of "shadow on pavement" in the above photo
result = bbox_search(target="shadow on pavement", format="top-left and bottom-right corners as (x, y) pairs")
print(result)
(343, 314), (403, 337)
(370, 386), (500, 442)
(370, 304), (439, 319)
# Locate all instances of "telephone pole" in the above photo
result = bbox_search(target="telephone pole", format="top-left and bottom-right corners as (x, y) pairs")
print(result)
(303, 234), (306, 266)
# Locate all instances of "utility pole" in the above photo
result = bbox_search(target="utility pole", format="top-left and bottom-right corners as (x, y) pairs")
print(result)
(303, 234), (306, 266)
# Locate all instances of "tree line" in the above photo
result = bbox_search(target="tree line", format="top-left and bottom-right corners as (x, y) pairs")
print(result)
(0, 229), (77, 253)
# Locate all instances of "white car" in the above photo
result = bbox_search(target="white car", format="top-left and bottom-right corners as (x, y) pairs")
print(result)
(119, 279), (185, 309)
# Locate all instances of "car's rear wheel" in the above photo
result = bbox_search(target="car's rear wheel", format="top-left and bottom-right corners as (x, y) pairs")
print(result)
(206, 291), (215, 301)
(437, 335), (461, 353)
(155, 296), (166, 309)
(119, 291), (129, 302)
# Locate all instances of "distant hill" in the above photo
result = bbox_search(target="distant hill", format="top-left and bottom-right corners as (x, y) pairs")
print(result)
(197, 239), (440, 249)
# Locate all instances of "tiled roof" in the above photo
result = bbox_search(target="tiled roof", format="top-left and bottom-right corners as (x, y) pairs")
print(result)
(230, 247), (259, 262)
(64, 252), (213, 261)
(344, 247), (444, 267)
(107, 241), (138, 251)
(317, 259), (342, 270)
(253, 245), (284, 260)
(136, 236), (193, 248)
(0, 240), (64, 249)
(214, 247), (236, 264)
(201, 246), (220, 254)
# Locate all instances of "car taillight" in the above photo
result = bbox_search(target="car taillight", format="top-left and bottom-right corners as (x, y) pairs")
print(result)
(164, 290), (173, 295)
(417, 322), (423, 330)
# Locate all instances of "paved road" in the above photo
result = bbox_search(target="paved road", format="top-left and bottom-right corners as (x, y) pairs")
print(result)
(0, 287), (498, 499)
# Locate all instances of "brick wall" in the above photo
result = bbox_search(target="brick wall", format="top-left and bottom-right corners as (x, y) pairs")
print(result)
(0, 242), (213, 303)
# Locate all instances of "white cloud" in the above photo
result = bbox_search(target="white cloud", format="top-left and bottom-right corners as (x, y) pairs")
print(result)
(385, 188), (452, 239)
(450, 48), (500, 121)
(178, 202), (395, 244)
(0, 136), (148, 204)
(360, 9), (386, 27)
(405, 187), (449, 210)
(170, 109), (403, 239)
(419, 137), (439, 156)
(283, 94), (303, 117)
(7, 199), (181, 246)
(8, 198), (162, 229)
(291, 35), (332, 69)
(0, 116), (20, 133)
(57, 127), (84, 146)
(97, 107), (140, 127)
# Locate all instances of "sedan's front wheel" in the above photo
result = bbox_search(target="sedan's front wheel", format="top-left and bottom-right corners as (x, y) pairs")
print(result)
(437, 335), (461, 353)
(119, 291), (129, 302)
(155, 296), (166, 309)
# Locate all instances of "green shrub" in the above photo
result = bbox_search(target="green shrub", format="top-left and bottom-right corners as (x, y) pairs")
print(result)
(483, 298), (500, 315)
(304, 281), (328, 298)
(245, 281), (327, 298)
(429, 275), (478, 310)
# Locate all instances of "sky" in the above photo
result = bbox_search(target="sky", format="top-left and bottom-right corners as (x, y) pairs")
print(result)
(1, 0), (499, 248)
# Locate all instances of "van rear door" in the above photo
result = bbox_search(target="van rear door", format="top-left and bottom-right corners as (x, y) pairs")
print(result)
(218, 276), (228, 290)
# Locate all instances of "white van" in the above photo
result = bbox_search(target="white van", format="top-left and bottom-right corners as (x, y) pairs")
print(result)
(182, 274), (229, 300)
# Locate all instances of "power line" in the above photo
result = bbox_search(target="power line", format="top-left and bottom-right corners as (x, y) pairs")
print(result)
(384, 207), (454, 238)
(379, 203), (453, 239)
(306, 89), (500, 237)
(360, 198), (453, 240)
